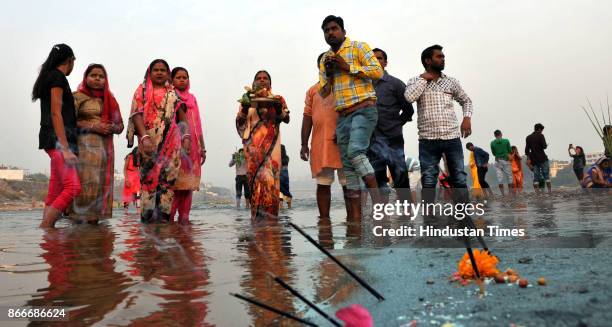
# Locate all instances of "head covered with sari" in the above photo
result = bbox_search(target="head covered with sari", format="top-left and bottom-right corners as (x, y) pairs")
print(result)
(127, 59), (173, 147)
(77, 63), (122, 125)
(171, 66), (204, 187)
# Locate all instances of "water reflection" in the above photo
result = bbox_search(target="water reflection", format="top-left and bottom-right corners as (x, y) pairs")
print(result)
(119, 222), (211, 326)
(27, 224), (131, 326)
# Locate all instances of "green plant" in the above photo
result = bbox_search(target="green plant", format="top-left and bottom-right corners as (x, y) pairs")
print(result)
(581, 97), (612, 157)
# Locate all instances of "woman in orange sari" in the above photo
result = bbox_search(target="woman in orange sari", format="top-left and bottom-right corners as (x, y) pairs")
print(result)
(71, 64), (124, 223)
(510, 146), (523, 192)
(122, 147), (141, 210)
(236, 71), (290, 220)
(127, 59), (189, 223)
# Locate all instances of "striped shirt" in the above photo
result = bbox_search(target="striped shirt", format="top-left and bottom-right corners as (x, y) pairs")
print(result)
(404, 73), (473, 140)
(319, 37), (383, 111)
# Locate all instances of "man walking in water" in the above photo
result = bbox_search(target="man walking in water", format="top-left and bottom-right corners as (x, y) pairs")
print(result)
(404, 44), (473, 205)
(490, 129), (514, 196)
(525, 123), (551, 193)
(318, 15), (384, 220)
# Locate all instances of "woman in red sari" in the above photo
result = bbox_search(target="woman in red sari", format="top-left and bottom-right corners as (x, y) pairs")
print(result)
(236, 71), (290, 221)
(170, 67), (206, 224)
(71, 64), (124, 223)
(127, 59), (189, 223)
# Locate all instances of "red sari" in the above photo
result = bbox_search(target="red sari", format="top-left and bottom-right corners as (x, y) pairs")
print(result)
(122, 152), (141, 203)
(236, 97), (289, 220)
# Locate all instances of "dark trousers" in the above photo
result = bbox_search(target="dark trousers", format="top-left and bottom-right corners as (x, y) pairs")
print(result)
(573, 168), (584, 182)
(280, 167), (292, 198)
(366, 135), (410, 199)
(477, 166), (490, 189)
(418, 138), (469, 204)
(235, 175), (251, 200)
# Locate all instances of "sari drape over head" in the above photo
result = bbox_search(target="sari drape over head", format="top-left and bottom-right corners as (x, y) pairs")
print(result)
(127, 69), (182, 222)
(71, 65), (123, 218)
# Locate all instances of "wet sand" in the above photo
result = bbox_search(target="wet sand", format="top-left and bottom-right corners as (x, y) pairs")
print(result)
(0, 189), (610, 326)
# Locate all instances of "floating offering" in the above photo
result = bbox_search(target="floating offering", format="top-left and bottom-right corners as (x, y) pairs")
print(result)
(508, 275), (519, 283)
(494, 273), (506, 284)
(457, 249), (500, 279)
(518, 279), (529, 288)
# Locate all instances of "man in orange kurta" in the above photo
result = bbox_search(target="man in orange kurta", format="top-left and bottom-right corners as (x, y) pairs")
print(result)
(300, 53), (349, 219)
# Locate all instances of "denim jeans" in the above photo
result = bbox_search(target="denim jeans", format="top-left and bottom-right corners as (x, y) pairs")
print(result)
(418, 138), (468, 203)
(367, 135), (410, 199)
(336, 106), (378, 190)
(532, 160), (550, 183)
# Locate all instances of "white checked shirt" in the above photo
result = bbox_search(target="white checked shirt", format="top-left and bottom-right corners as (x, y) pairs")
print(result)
(404, 73), (473, 140)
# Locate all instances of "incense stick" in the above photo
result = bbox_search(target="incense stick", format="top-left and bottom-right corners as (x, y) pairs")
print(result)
(290, 222), (385, 301)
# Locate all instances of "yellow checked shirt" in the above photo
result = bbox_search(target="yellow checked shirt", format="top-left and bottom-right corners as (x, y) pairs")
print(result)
(319, 37), (383, 111)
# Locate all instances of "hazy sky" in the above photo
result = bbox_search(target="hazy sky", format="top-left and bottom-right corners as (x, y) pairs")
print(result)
(1, 0), (611, 189)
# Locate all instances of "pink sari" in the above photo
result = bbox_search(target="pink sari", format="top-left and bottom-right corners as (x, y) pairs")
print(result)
(174, 82), (204, 190)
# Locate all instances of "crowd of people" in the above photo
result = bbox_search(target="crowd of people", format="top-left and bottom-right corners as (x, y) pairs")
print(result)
(33, 15), (611, 228)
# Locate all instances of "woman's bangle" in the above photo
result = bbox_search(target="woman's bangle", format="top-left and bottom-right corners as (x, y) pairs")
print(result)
(90, 122), (95, 130)
(139, 135), (151, 141)
(182, 133), (191, 140)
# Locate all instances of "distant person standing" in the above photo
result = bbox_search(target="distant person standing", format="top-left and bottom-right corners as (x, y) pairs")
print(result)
(466, 143), (493, 198)
(301, 53), (348, 220)
(568, 144), (586, 183)
(405, 44), (473, 205)
(367, 47), (414, 203)
(280, 144), (293, 208)
(509, 146), (524, 192)
(122, 147), (141, 210)
(525, 123), (551, 193)
(229, 148), (250, 209)
(32, 44), (81, 228)
(490, 130), (513, 196)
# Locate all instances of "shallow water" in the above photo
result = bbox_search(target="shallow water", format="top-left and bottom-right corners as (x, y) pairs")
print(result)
(0, 189), (610, 326)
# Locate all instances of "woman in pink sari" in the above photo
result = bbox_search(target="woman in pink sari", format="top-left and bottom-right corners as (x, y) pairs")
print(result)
(170, 67), (206, 224)
(127, 59), (189, 223)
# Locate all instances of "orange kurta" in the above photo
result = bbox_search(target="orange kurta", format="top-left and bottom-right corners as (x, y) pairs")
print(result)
(304, 83), (342, 177)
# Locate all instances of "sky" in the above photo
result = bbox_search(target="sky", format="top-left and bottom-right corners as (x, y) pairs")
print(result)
(1, 0), (611, 190)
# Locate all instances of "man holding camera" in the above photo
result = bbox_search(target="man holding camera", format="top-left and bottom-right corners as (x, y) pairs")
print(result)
(318, 15), (383, 220)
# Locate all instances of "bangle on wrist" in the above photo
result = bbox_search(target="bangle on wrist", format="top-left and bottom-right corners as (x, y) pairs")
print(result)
(140, 135), (151, 141)
(182, 133), (191, 140)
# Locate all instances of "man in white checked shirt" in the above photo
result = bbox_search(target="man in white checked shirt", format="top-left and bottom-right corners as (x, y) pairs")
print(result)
(404, 44), (473, 205)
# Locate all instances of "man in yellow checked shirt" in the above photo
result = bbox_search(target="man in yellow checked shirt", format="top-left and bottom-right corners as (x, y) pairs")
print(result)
(318, 15), (384, 221)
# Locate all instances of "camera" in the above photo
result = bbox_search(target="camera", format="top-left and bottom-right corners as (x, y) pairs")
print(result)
(324, 60), (336, 77)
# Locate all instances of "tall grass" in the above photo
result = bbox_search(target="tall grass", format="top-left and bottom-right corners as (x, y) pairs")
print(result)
(581, 97), (612, 157)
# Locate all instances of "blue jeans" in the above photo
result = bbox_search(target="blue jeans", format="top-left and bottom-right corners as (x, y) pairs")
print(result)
(367, 135), (411, 200)
(419, 138), (468, 203)
(336, 106), (378, 190)
(532, 160), (550, 183)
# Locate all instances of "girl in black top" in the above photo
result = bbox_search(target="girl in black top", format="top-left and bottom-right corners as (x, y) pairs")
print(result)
(32, 44), (81, 228)
(568, 144), (586, 182)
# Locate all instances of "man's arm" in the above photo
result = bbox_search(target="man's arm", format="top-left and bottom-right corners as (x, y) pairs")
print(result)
(404, 77), (427, 103)
(396, 79), (414, 124)
(301, 89), (314, 161)
(452, 79), (473, 119)
(352, 42), (383, 80)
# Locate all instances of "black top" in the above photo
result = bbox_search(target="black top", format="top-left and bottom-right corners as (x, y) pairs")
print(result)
(38, 69), (77, 153)
(570, 154), (586, 170)
(373, 71), (414, 138)
(525, 132), (548, 164)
